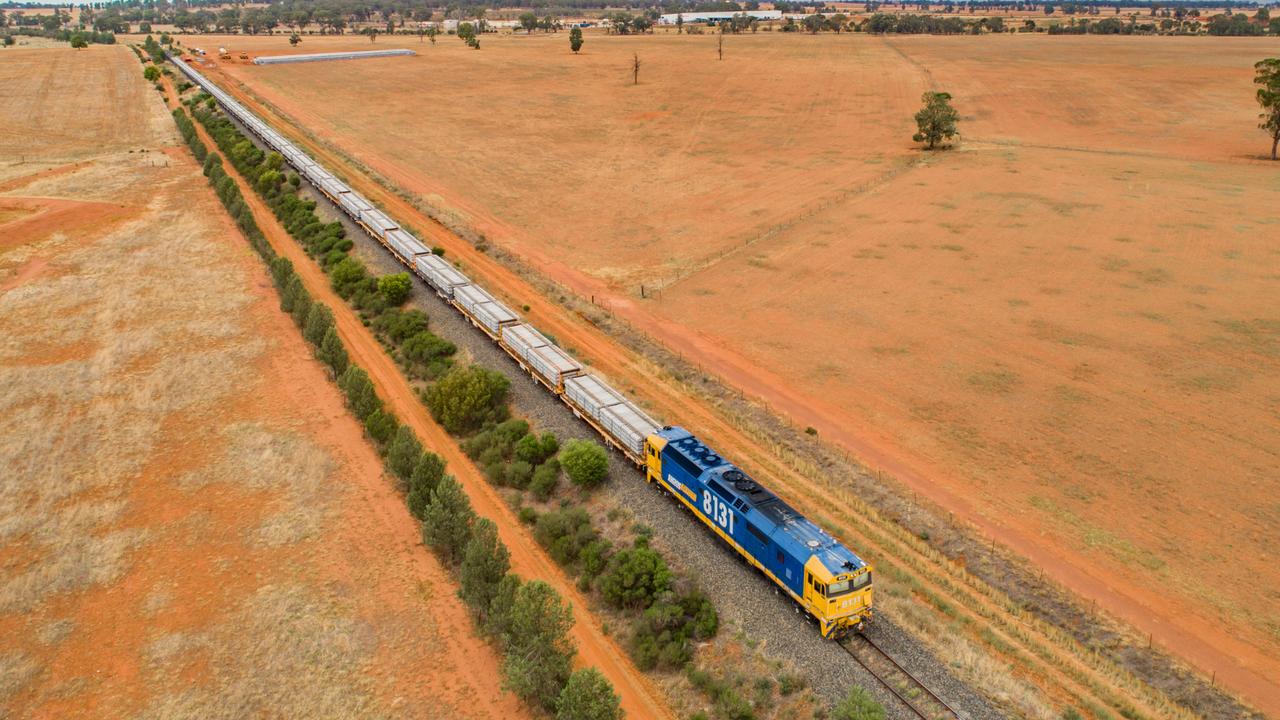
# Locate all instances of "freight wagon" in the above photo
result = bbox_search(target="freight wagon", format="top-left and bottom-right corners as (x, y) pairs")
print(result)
(167, 51), (874, 639)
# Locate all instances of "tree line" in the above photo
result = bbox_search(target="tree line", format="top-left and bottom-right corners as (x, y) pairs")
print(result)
(175, 84), (625, 719)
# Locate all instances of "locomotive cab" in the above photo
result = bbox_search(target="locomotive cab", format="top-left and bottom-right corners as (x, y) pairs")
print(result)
(803, 556), (873, 639)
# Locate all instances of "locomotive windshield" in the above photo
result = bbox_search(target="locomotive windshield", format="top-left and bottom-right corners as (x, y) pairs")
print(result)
(826, 571), (872, 598)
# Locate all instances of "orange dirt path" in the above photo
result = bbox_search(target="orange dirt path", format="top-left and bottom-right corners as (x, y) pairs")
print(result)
(174, 90), (675, 720)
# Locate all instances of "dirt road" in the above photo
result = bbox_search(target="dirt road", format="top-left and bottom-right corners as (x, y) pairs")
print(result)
(170, 84), (674, 720)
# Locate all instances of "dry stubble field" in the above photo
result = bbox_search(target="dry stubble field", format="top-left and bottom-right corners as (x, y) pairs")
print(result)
(194, 31), (1280, 712)
(0, 46), (525, 719)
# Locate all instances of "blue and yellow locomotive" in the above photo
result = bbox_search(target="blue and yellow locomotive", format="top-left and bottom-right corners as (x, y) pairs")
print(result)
(644, 426), (874, 638)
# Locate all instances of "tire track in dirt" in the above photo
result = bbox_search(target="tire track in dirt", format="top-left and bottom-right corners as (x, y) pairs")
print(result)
(190, 68), (1247, 719)
(167, 79), (675, 720)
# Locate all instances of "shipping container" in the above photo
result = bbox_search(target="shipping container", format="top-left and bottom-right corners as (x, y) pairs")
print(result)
(595, 399), (660, 458)
(361, 208), (398, 237)
(563, 374), (626, 418)
(386, 229), (428, 260)
(501, 323), (550, 359)
(525, 344), (582, 391)
(453, 284), (518, 336)
(413, 254), (470, 297)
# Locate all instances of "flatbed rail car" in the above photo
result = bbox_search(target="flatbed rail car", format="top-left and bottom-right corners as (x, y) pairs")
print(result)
(167, 52), (874, 638)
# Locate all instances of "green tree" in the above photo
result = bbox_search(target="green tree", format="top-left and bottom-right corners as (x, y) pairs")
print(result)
(830, 687), (885, 720)
(363, 408), (399, 446)
(422, 475), (475, 566)
(303, 303), (334, 347)
(459, 518), (510, 621)
(1255, 58), (1280, 160)
(485, 572), (522, 638)
(556, 668), (622, 720)
(70, 32), (88, 49)
(424, 365), (511, 434)
(599, 543), (672, 608)
(378, 272), (412, 306)
(317, 326), (349, 375)
(570, 26), (583, 53)
(912, 91), (960, 149)
(289, 32), (301, 46)
(338, 365), (382, 420)
(407, 451), (447, 518)
(386, 426), (424, 484)
(143, 65), (160, 81)
(559, 439), (608, 489)
(504, 580), (575, 712)
(520, 12), (539, 33)
(2, 36), (15, 48)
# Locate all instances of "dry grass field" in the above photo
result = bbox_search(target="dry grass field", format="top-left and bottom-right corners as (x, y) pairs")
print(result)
(190, 31), (1280, 712)
(0, 45), (524, 719)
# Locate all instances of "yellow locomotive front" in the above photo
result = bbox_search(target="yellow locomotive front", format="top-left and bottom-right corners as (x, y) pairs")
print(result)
(802, 557), (874, 639)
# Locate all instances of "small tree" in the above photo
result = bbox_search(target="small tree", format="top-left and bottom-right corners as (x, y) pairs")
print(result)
(385, 426), (424, 484)
(560, 439), (608, 489)
(504, 580), (575, 712)
(459, 518), (510, 621)
(289, 32), (301, 47)
(338, 365), (382, 421)
(302, 303), (334, 347)
(421, 475), (475, 566)
(485, 572), (522, 638)
(599, 543), (672, 609)
(1255, 58), (1280, 160)
(3, 36), (16, 48)
(70, 32), (88, 49)
(143, 65), (160, 81)
(912, 91), (960, 150)
(632, 52), (641, 85)
(569, 26), (583, 53)
(378, 272), (412, 305)
(427, 26), (438, 44)
(407, 452), (447, 519)
(424, 365), (510, 434)
(556, 668), (622, 720)
(830, 687), (885, 720)
(520, 12), (539, 33)
(317, 326), (348, 375)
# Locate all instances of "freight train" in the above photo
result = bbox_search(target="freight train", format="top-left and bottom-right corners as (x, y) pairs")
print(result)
(168, 53), (874, 638)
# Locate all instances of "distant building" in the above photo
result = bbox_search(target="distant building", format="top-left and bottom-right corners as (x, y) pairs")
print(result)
(657, 10), (783, 24)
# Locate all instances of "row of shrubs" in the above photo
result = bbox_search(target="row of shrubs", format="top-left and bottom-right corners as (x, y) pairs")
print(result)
(173, 91), (622, 720)
(191, 104), (460, 383)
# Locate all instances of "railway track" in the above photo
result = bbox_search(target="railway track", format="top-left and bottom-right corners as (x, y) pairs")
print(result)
(841, 633), (962, 720)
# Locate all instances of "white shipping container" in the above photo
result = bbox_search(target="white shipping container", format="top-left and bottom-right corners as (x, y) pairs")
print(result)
(563, 375), (625, 418)
(501, 323), (550, 360)
(454, 285), (517, 335)
(525, 343), (582, 389)
(595, 400), (660, 457)
(386, 229), (428, 258)
(362, 209), (397, 236)
(413, 254), (470, 297)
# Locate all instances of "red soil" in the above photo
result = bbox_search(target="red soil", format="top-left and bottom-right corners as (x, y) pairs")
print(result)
(185, 33), (1280, 713)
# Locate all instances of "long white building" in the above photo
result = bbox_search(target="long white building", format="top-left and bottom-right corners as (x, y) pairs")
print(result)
(657, 10), (782, 24)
